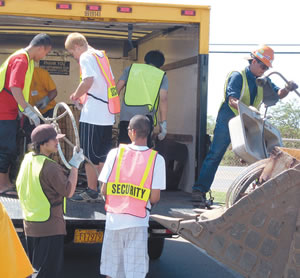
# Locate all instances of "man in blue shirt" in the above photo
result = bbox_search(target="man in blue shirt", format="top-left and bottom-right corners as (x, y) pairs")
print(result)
(193, 45), (298, 208)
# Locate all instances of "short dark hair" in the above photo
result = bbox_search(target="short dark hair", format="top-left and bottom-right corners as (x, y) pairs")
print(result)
(129, 115), (151, 139)
(144, 50), (165, 68)
(29, 139), (49, 154)
(29, 33), (53, 47)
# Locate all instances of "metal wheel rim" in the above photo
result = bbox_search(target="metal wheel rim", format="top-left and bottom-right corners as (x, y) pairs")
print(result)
(53, 102), (80, 169)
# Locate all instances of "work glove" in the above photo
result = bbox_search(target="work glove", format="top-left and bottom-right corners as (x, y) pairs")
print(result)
(74, 100), (83, 110)
(69, 147), (84, 169)
(158, 120), (167, 141)
(36, 96), (50, 110)
(285, 81), (298, 92)
(23, 106), (40, 126)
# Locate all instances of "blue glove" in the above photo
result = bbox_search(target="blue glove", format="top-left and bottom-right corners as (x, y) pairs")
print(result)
(36, 96), (50, 110)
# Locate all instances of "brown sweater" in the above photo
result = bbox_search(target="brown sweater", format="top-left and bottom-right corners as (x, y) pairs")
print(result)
(23, 159), (73, 237)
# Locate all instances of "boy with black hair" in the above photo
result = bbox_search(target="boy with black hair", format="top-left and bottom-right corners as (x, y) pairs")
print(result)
(117, 50), (168, 147)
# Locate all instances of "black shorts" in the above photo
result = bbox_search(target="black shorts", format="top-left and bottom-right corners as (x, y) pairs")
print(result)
(0, 120), (18, 173)
(79, 122), (112, 164)
(26, 235), (64, 278)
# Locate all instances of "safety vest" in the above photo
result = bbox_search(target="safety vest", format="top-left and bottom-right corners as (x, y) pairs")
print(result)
(124, 64), (165, 126)
(105, 144), (157, 218)
(223, 69), (263, 115)
(79, 50), (120, 114)
(16, 152), (66, 222)
(0, 49), (34, 112)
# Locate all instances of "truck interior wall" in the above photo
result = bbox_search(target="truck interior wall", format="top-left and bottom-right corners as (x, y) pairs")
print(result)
(137, 26), (199, 192)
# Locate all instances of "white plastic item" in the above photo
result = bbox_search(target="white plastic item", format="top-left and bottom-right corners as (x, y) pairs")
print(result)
(229, 102), (282, 164)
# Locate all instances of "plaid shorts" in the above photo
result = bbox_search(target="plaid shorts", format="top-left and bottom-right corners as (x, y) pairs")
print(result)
(100, 227), (149, 278)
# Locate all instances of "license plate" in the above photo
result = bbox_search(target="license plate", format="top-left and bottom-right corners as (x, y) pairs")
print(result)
(74, 229), (103, 243)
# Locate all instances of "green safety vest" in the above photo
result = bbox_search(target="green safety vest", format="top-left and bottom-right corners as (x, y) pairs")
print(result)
(16, 152), (66, 222)
(124, 63), (165, 125)
(0, 49), (34, 112)
(223, 69), (263, 115)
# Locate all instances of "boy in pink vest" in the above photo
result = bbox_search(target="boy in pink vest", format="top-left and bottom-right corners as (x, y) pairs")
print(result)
(99, 115), (166, 278)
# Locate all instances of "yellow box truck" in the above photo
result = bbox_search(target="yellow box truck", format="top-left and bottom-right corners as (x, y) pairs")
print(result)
(0, 0), (210, 259)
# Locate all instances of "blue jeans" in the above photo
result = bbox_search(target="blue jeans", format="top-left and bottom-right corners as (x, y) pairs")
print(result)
(193, 107), (233, 193)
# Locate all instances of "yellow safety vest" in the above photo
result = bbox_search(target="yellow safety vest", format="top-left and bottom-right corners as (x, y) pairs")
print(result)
(0, 49), (34, 112)
(124, 64), (165, 125)
(16, 152), (66, 222)
(223, 69), (263, 115)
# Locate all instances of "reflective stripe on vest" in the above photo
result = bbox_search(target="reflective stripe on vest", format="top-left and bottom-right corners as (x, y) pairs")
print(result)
(124, 64), (165, 126)
(16, 152), (65, 222)
(0, 49), (34, 112)
(222, 69), (263, 115)
(79, 51), (120, 114)
(105, 144), (157, 218)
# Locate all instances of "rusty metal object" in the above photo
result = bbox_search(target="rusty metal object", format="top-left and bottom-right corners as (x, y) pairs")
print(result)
(152, 147), (300, 277)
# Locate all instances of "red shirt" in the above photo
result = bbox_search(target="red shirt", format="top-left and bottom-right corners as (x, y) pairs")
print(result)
(0, 54), (28, 120)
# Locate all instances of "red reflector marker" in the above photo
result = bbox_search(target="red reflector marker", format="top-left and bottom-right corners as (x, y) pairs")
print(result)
(181, 10), (196, 16)
(86, 5), (101, 11)
(117, 6), (132, 13)
(56, 3), (72, 10)
(0, 1), (5, 6)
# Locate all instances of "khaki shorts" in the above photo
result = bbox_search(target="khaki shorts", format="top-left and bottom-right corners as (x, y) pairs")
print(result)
(100, 227), (149, 278)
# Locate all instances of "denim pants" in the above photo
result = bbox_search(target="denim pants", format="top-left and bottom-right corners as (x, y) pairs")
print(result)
(193, 109), (233, 193)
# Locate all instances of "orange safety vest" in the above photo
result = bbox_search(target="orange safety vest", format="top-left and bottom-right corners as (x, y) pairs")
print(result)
(105, 144), (157, 218)
(79, 50), (120, 114)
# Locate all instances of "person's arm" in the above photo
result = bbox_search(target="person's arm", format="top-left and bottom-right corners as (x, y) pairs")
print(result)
(159, 89), (168, 122)
(70, 77), (94, 101)
(116, 80), (126, 95)
(150, 189), (161, 205)
(47, 88), (57, 101)
(228, 96), (239, 110)
(100, 182), (107, 197)
(66, 167), (79, 198)
(10, 87), (28, 109)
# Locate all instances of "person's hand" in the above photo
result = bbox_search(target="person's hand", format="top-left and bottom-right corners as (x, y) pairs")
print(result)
(74, 100), (83, 110)
(285, 81), (298, 92)
(158, 121), (167, 141)
(69, 147), (84, 169)
(70, 93), (78, 102)
(23, 106), (40, 126)
(36, 96), (50, 110)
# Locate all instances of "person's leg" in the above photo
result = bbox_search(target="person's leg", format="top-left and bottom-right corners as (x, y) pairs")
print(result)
(146, 115), (154, 148)
(193, 120), (231, 193)
(100, 229), (125, 278)
(0, 120), (17, 193)
(118, 121), (131, 145)
(72, 123), (112, 202)
(124, 227), (149, 278)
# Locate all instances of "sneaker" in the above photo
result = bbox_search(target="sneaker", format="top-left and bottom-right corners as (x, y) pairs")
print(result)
(71, 188), (102, 203)
(192, 190), (207, 209)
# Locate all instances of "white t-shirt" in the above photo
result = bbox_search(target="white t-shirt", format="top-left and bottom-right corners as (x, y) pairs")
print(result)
(99, 144), (166, 230)
(79, 49), (115, 126)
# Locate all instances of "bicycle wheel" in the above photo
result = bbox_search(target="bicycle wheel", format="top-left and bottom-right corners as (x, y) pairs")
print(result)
(53, 102), (80, 169)
(225, 159), (268, 208)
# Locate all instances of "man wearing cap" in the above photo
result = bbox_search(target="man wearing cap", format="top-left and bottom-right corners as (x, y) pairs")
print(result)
(16, 124), (84, 278)
(192, 45), (298, 208)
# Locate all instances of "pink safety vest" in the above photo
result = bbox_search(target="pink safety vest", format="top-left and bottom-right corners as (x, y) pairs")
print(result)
(79, 50), (120, 114)
(105, 144), (157, 218)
